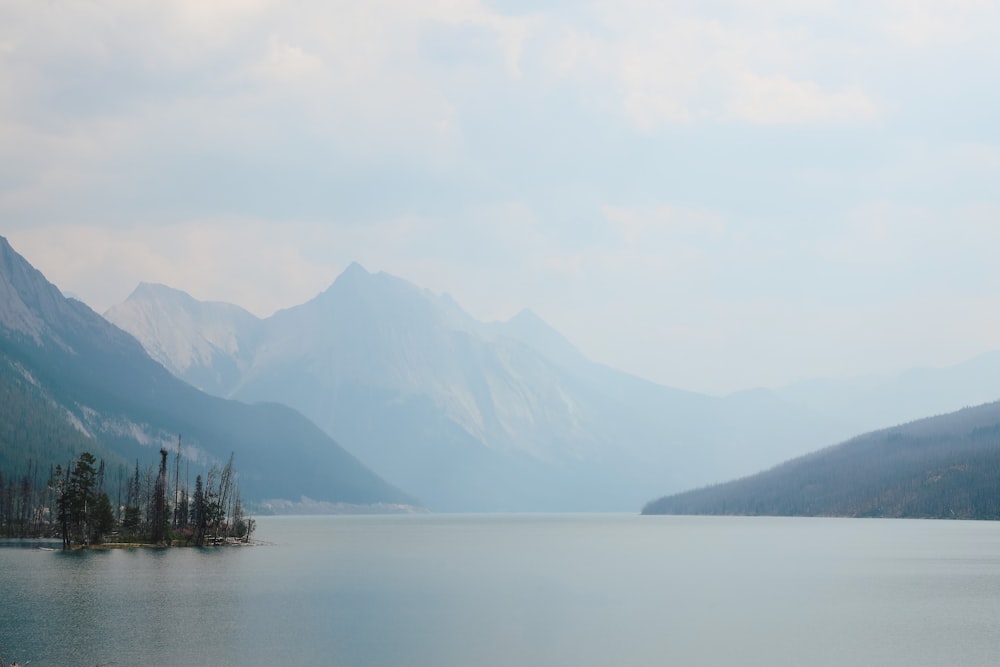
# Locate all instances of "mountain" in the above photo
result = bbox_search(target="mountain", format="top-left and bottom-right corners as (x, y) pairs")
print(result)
(642, 399), (1000, 518)
(0, 237), (414, 509)
(110, 282), (261, 397)
(107, 264), (862, 512)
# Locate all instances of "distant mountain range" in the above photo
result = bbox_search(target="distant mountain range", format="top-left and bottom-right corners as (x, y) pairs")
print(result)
(104, 261), (1000, 512)
(0, 237), (414, 510)
(8, 227), (998, 514)
(642, 399), (1000, 519)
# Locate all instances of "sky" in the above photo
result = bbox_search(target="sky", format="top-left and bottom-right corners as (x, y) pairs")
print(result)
(3, 0), (1000, 395)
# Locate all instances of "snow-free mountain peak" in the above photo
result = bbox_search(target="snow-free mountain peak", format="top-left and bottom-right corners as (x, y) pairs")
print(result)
(0, 236), (138, 356)
(492, 307), (589, 373)
(99, 254), (1000, 512)
(338, 260), (371, 280)
(129, 281), (187, 299)
(105, 282), (261, 395)
(297, 262), (480, 344)
(312, 262), (411, 312)
(0, 236), (49, 342)
(107, 263), (856, 511)
(1, 237), (413, 508)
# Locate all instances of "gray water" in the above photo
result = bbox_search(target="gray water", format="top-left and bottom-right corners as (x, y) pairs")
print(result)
(3, 514), (1000, 666)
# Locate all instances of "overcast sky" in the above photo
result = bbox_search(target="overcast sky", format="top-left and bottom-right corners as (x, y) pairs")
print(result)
(3, 0), (1000, 395)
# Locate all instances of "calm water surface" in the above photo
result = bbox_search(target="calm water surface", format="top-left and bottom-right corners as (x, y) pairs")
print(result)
(3, 514), (1000, 666)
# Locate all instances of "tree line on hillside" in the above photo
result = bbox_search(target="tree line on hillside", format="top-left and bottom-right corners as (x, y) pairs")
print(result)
(0, 441), (254, 548)
(643, 422), (1000, 519)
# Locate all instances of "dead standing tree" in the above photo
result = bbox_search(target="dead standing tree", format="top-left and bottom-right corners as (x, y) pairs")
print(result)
(214, 453), (235, 543)
(172, 434), (182, 529)
(150, 448), (168, 544)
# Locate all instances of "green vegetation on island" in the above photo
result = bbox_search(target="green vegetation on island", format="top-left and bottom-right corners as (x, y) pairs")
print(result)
(2, 445), (254, 548)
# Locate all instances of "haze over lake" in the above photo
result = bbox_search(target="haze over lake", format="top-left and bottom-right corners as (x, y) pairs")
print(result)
(4, 514), (1000, 666)
(4, 3), (999, 664)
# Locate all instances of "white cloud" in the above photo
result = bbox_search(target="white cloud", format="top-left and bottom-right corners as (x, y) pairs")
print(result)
(729, 73), (877, 124)
(602, 204), (727, 247)
(254, 38), (326, 84)
(540, 2), (882, 129)
(813, 201), (1000, 277)
(882, 0), (1000, 48)
(945, 142), (1000, 181)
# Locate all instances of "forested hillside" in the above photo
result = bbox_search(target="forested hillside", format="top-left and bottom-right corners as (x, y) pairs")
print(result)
(0, 350), (114, 473)
(643, 401), (1000, 519)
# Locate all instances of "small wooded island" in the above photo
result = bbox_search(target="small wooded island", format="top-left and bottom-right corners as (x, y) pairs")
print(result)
(2, 447), (254, 549)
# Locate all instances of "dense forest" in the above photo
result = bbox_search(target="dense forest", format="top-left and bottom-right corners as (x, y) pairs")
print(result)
(0, 351), (117, 474)
(1, 445), (254, 548)
(643, 401), (1000, 519)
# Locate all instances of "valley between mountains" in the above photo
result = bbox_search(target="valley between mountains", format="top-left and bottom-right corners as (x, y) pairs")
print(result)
(5, 234), (1000, 515)
(105, 258), (1000, 514)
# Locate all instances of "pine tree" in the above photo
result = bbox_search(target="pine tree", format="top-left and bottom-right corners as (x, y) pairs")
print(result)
(192, 474), (207, 547)
(91, 492), (115, 544)
(53, 452), (99, 548)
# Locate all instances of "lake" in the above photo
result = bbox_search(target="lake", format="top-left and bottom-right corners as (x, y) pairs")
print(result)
(3, 514), (1000, 666)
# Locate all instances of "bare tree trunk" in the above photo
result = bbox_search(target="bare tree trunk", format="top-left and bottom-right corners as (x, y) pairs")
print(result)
(216, 453), (234, 541)
(172, 435), (182, 528)
(151, 448), (168, 544)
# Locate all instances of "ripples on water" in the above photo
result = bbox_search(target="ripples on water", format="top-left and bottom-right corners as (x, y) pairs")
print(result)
(3, 514), (1000, 666)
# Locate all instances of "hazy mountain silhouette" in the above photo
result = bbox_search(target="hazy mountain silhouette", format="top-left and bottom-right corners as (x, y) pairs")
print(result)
(643, 398), (1000, 518)
(0, 237), (414, 509)
(108, 264), (866, 511)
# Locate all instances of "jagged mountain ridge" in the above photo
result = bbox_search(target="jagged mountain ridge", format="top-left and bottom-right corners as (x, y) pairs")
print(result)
(114, 282), (261, 397)
(107, 264), (860, 511)
(0, 237), (414, 509)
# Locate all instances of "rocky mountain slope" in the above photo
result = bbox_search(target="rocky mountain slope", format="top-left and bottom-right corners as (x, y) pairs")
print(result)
(0, 237), (414, 510)
(108, 264), (856, 511)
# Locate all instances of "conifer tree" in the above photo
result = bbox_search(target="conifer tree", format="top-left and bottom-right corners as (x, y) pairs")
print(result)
(91, 492), (115, 544)
(192, 474), (207, 547)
